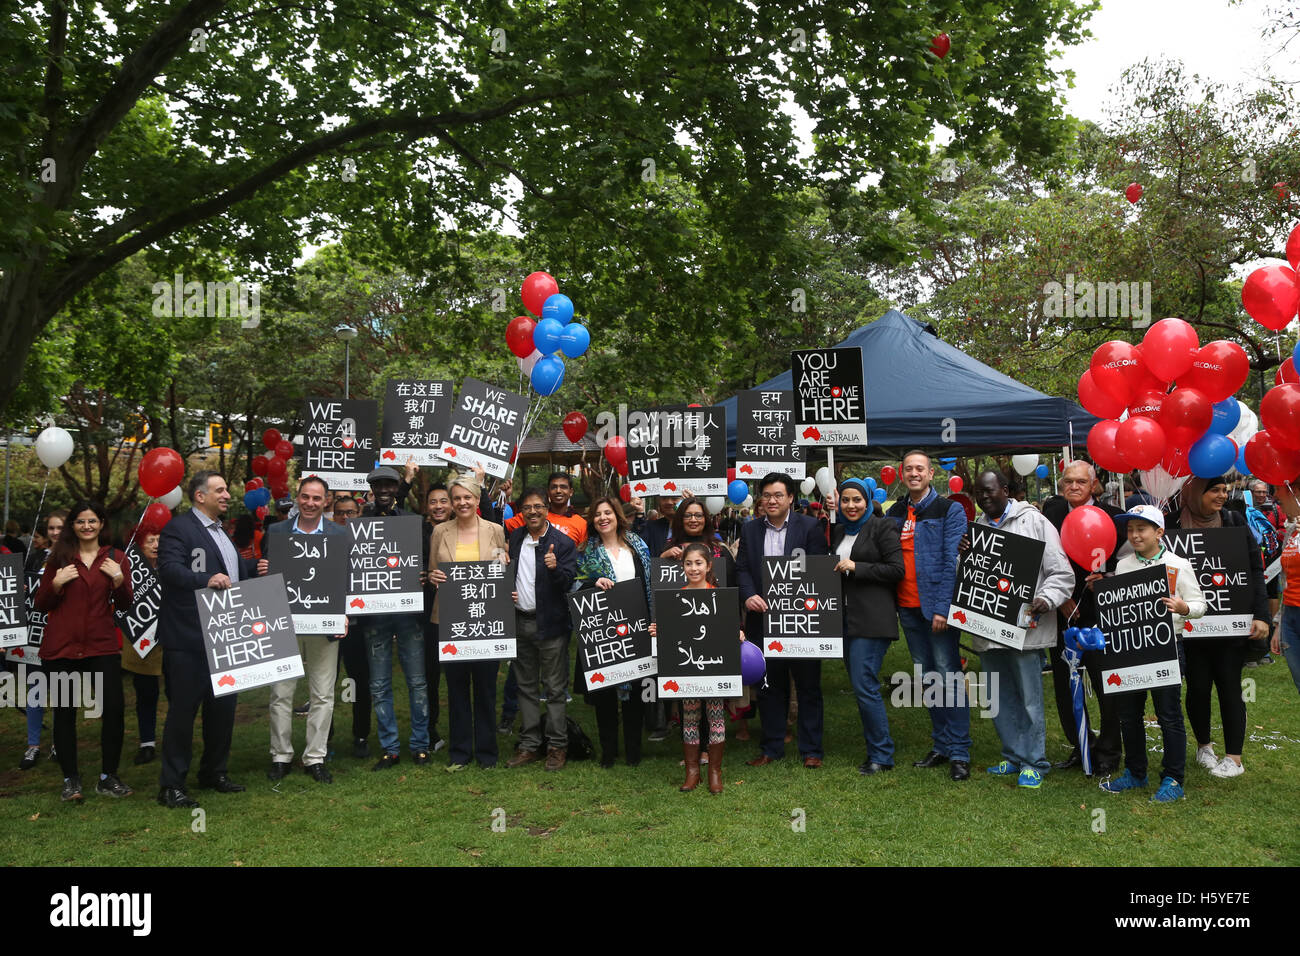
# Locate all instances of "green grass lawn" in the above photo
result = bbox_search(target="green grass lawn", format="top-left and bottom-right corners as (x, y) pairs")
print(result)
(3, 642), (1298, 866)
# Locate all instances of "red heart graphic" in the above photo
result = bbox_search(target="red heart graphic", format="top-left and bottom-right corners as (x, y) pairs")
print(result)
(251, 621), (266, 635)
(1183, 621), (1193, 632)
(139, 638), (151, 649)
(801, 426), (821, 441)
(386, 556), (399, 568)
(341, 437), (354, 448)
(951, 610), (967, 624)
(441, 643), (457, 655)
(218, 674), (236, 687)
(349, 597), (365, 609)
(663, 481), (677, 491)
(616, 624), (628, 636)
(767, 640), (784, 652)
(739, 464), (753, 474)
(804, 599), (816, 611)
(663, 680), (679, 692)
(382, 450), (396, 460)
(1212, 574), (1225, 586)
(591, 672), (606, 684)
(444, 447), (457, 457)
(997, 579), (1010, 592)
(831, 386), (842, 397)
(1106, 673), (1122, 686)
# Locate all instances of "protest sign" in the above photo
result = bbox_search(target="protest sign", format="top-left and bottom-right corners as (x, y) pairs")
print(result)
(0, 554), (26, 649)
(656, 586), (742, 698)
(1163, 528), (1254, 639)
(1094, 563), (1181, 694)
(345, 516), (424, 615)
(299, 397), (378, 491)
(436, 560), (515, 661)
(379, 378), (454, 467)
(625, 407), (664, 495)
(569, 579), (654, 687)
(761, 555), (843, 657)
(116, 545), (163, 659)
(735, 389), (806, 479)
(265, 532), (348, 633)
(658, 405), (727, 495)
(652, 556), (729, 591)
(197, 574), (303, 696)
(792, 347), (868, 445)
(948, 524), (1046, 650)
(441, 377), (528, 477)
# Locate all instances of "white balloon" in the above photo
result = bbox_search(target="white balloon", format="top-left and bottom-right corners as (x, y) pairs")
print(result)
(814, 466), (835, 496)
(1011, 454), (1039, 477)
(799, 476), (816, 496)
(517, 348), (543, 376)
(702, 496), (727, 515)
(742, 495), (754, 509)
(160, 486), (183, 509)
(1139, 465), (1188, 505)
(35, 426), (74, 469)
(1229, 403), (1258, 447)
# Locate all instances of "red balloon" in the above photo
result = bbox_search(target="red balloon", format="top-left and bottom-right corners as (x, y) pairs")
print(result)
(1126, 389), (1164, 420)
(1087, 420), (1129, 473)
(1242, 264), (1300, 331)
(521, 272), (559, 317)
(275, 440), (294, 459)
(603, 435), (627, 470)
(267, 456), (287, 479)
(1180, 341), (1249, 401)
(1277, 357), (1299, 387)
(139, 502), (173, 534)
(618, 484), (633, 503)
(506, 316), (537, 358)
(949, 492), (976, 522)
(562, 411), (588, 444)
(270, 481), (289, 500)
(138, 447), (185, 499)
(1078, 370), (1127, 419)
(929, 33), (950, 58)
(1141, 318), (1199, 382)
(1287, 223), (1300, 271)
(1090, 341), (1146, 406)
(1061, 504), (1119, 572)
(1115, 416), (1167, 470)
(948, 476), (963, 493)
(614, 459), (628, 477)
(250, 454), (269, 476)
(246, 477), (263, 491)
(1125, 182), (1143, 204)
(255, 505), (268, 520)
(262, 428), (281, 451)
(1159, 387), (1212, 449)
(1160, 444), (1191, 478)
(880, 465), (897, 485)
(1260, 383), (1300, 449)
(1244, 430), (1300, 486)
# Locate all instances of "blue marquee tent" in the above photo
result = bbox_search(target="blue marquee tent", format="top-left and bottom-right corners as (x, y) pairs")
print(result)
(721, 309), (1098, 457)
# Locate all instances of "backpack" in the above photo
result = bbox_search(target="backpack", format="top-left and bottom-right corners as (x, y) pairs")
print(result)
(1245, 505), (1281, 562)
(563, 716), (594, 761)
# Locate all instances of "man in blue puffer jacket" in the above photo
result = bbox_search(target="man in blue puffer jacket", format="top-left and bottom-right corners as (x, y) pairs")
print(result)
(885, 451), (971, 781)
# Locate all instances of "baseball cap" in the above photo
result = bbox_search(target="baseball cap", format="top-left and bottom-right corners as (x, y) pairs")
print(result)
(367, 466), (401, 484)
(1117, 504), (1164, 530)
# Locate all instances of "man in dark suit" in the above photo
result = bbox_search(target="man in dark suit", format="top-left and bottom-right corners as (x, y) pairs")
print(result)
(736, 473), (830, 767)
(1042, 460), (1125, 775)
(156, 470), (259, 808)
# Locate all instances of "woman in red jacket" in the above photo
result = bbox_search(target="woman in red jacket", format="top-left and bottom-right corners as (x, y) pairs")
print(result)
(35, 500), (133, 803)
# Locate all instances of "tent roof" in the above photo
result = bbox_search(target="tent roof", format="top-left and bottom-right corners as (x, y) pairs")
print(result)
(721, 309), (1097, 458)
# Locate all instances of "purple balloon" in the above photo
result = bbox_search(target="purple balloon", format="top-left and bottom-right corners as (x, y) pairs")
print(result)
(740, 640), (767, 686)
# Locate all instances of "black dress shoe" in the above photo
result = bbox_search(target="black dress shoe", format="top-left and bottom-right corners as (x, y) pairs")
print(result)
(858, 761), (893, 775)
(949, 760), (971, 781)
(913, 750), (949, 768)
(1053, 748), (1084, 770)
(197, 774), (246, 793)
(305, 763), (333, 784)
(157, 787), (200, 809)
(267, 761), (293, 781)
(133, 745), (156, 766)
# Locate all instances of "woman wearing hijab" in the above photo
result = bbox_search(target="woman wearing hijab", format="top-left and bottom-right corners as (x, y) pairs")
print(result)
(1164, 476), (1270, 778)
(829, 478), (905, 775)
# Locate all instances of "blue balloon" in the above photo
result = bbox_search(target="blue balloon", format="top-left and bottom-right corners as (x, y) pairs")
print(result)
(541, 293), (574, 325)
(502, 504), (514, 521)
(938, 457), (956, 470)
(243, 491), (259, 510)
(1034, 464), (1050, 479)
(1209, 398), (1241, 436)
(1293, 340), (1300, 372)
(863, 477), (877, 493)
(256, 487), (273, 508)
(1189, 432), (1238, 478)
(727, 479), (749, 505)
(1236, 445), (1251, 477)
(533, 317), (565, 354)
(530, 354), (566, 395)
(873, 488), (887, 503)
(559, 322), (590, 358)
(740, 639), (766, 685)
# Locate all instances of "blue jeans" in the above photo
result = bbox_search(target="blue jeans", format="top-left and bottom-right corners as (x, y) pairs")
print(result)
(899, 607), (970, 761)
(982, 647), (1050, 772)
(844, 637), (893, 766)
(363, 614), (429, 756)
(1281, 607), (1300, 697)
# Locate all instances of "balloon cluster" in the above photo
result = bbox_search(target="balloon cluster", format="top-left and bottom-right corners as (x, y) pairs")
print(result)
(1063, 626), (1106, 653)
(505, 273), (591, 397)
(1081, 319), (1254, 497)
(251, 428), (294, 503)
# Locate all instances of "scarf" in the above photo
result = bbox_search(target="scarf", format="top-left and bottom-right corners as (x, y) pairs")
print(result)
(837, 478), (872, 535)
(1179, 476), (1225, 529)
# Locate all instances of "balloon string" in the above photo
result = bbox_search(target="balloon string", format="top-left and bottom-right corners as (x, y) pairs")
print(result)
(122, 499), (152, 556)
(31, 473), (50, 549)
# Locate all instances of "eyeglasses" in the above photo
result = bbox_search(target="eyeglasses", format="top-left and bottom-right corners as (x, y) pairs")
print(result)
(759, 493), (788, 502)
(521, 504), (547, 512)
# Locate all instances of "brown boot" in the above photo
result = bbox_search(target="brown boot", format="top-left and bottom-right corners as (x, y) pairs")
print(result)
(707, 742), (724, 794)
(680, 742), (701, 791)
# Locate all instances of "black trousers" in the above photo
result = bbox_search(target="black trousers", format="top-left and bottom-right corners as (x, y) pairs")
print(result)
(444, 660), (499, 766)
(1050, 628), (1121, 767)
(756, 657), (824, 760)
(592, 690), (644, 765)
(132, 673), (161, 744)
(423, 619), (442, 742)
(1184, 639), (1248, 754)
(340, 625), (371, 741)
(47, 654), (125, 779)
(159, 649), (237, 790)
(1116, 684), (1186, 785)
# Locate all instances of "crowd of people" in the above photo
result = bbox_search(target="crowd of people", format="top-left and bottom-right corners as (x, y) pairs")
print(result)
(7, 450), (1300, 808)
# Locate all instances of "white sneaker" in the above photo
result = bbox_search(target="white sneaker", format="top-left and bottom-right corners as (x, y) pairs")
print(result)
(1209, 756), (1244, 778)
(1195, 744), (1218, 770)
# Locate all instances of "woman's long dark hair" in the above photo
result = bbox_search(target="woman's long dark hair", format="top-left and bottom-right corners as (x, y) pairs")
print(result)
(585, 496), (630, 548)
(681, 541), (719, 587)
(48, 500), (108, 569)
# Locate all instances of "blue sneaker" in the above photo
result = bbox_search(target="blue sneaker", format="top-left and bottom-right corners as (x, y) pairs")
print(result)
(1150, 777), (1185, 802)
(986, 760), (1018, 776)
(1099, 768), (1148, 793)
(1017, 767), (1043, 789)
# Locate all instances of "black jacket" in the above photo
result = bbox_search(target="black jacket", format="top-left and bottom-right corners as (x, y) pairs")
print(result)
(830, 517), (905, 640)
(507, 523), (578, 640)
(157, 510), (258, 655)
(1042, 497), (1124, 627)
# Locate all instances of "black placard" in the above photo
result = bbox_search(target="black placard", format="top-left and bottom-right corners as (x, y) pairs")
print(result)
(265, 532), (348, 633)
(441, 377), (528, 478)
(299, 397), (379, 491)
(116, 545), (162, 658)
(657, 405), (727, 495)
(625, 407), (663, 495)
(761, 555), (843, 657)
(1094, 563), (1181, 694)
(197, 574), (303, 696)
(736, 389), (805, 479)
(568, 579), (654, 686)
(24, 568), (46, 647)
(436, 560), (515, 661)
(379, 378), (454, 467)
(0, 554), (26, 648)
(652, 556), (730, 591)
(1163, 528), (1254, 639)
(949, 524), (1047, 649)
(656, 586), (742, 698)
(792, 347), (868, 445)
(345, 515), (425, 615)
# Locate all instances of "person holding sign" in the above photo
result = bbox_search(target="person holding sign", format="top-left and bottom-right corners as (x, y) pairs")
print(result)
(575, 497), (654, 768)
(35, 501), (133, 803)
(969, 471), (1075, 790)
(1101, 506), (1205, 802)
(828, 479), (904, 775)
(119, 531), (163, 767)
(16, 510), (63, 771)
(429, 474), (508, 770)
(661, 497), (737, 586)
(736, 473), (829, 768)
(1164, 476), (1270, 779)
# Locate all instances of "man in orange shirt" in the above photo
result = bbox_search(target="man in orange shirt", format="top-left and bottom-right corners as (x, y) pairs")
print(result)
(503, 472), (587, 547)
